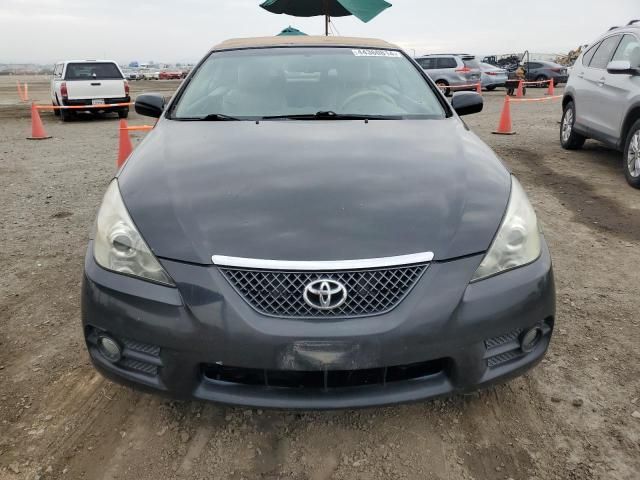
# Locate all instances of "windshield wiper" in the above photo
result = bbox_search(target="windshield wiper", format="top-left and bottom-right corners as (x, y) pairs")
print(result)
(261, 111), (402, 120)
(176, 113), (240, 121)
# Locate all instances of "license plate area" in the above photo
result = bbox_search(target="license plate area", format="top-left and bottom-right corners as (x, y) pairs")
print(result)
(279, 341), (380, 370)
(92, 98), (105, 105)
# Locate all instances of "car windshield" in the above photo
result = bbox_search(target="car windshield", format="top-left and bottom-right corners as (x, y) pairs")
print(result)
(172, 47), (447, 120)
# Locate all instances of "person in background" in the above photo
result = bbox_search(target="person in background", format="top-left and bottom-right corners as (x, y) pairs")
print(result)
(507, 64), (527, 96)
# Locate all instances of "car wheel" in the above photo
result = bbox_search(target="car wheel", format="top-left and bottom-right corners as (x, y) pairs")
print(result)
(624, 119), (640, 188)
(53, 103), (60, 116)
(535, 75), (547, 88)
(560, 101), (585, 150)
(435, 80), (450, 97)
(60, 108), (73, 122)
(118, 109), (129, 119)
(486, 85), (496, 91)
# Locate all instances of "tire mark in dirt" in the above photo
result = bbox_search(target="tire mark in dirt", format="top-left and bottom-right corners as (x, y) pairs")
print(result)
(250, 417), (289, 478)
(178, 405), (221, 474)
(498, 146), (640, 243)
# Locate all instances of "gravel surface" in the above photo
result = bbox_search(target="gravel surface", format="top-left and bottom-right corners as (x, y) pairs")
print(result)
(1, 76), (639, 480)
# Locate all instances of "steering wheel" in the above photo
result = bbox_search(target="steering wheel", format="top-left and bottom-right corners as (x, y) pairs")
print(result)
(340, 90), (397, 112)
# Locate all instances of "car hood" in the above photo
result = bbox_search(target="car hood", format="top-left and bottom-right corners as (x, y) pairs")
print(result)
(118, 118), (511, 265)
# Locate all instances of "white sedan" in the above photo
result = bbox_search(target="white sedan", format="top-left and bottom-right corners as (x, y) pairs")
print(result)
(479, 62), (508, 91)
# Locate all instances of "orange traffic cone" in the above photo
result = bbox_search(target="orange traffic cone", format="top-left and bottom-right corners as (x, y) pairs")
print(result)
(17, 81), (24, 101)
(546, 78), (555, 96)
(516, 80), (524, 98)
(117, 119), (133, 167)
(27, 103), (52, 140)
(23, 83), (29, 101)
(476, 82), (482, 95)
(492, 96), (516, 135)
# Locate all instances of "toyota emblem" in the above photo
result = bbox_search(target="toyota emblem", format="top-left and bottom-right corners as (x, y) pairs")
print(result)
(303, 279), (348, 311)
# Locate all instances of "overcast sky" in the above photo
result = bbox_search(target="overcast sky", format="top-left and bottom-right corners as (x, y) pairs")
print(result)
(1, 0), (638, 64)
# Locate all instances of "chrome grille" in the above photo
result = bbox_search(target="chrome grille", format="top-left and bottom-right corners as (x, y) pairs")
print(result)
(219, 264), (428, 318)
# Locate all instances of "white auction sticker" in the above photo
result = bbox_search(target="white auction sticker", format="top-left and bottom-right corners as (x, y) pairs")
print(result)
(352, 49), (402, 58)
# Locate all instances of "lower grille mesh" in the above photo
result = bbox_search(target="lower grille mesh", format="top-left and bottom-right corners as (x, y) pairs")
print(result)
(486, 350), (521, 367)
(485, 328), (525, 368)
(122, 338), (161, 357)
(202, 358), (446, 389)
(484, 328), (523, 350)
(219, 264), (428, 318)
(120, 358), (158, 376)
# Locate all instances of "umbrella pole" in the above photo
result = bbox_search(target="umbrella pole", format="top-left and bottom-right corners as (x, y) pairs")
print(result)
(324, 0), (329, 36)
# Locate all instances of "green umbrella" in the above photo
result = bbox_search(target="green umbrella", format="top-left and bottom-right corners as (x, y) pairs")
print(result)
(261, 0), (392, 36)
(277, 26), (308, 36)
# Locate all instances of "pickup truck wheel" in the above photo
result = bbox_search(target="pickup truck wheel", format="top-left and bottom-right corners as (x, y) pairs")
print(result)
(53, 105), (60, 116)
(60, 108), (74, 122)
(624, 119), (640, 189)
(118, 109), (129, 119)
(560, 101), (585, 150)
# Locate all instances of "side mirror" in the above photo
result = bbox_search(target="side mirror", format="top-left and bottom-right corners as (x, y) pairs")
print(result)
(135, 93), (165, 118)
(451, 91), (483, 116)
(607, 60), (638, 75)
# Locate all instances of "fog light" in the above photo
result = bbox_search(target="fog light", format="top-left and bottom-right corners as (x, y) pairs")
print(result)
(97, 335), (122, 363)
(520, 326), (543, 353)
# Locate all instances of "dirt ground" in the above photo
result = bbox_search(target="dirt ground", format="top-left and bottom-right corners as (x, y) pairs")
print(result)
(0, 75), (639, 480)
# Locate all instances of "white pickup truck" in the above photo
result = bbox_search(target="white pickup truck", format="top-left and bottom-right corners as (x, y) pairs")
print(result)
(51, 60), (130, 121)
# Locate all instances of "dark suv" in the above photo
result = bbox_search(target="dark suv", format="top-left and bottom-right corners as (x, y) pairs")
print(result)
(561, 20), (640, 188)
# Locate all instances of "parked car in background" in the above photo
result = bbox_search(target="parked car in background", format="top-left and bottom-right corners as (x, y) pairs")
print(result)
(415, 54), (482, 95)
(159, 70), (183, 80)
(140, 69), (160, 80)
(82, 36), (555, 409)
(561, 20), (640, 188)
(479, 62), (508, 90)
(50, 59), (130, 121)
(524, 61), (568, 86)
(124, 69), (143, 81)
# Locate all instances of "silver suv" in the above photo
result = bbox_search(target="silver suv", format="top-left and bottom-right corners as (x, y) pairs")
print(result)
(415, 54), (481, 96)
(561, 20), (640, 188)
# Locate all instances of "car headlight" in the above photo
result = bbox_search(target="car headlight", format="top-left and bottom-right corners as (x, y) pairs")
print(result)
(471, 176), (541, 282)
(93, 180), (174, 286)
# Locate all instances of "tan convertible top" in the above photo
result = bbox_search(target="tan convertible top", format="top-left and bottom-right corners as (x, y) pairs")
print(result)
(212, 36), (401, 52)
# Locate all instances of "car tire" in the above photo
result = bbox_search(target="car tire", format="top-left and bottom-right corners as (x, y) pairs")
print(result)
(60, 108), (73, 122)
(560, 101), (585, 150)
(536, 75), (547, 88)
(435, 80), (450, 97)
(623, 119), (640, 189)
(118, 109), (129, 119)
(53, 103), (60, 116)
(486, 85), (496, 91)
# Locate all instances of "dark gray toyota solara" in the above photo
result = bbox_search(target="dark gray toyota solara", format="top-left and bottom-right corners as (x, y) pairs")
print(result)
(82, 36), (555, 409)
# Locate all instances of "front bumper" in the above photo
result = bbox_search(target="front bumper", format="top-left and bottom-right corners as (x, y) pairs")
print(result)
(81, 241), (555, 409)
